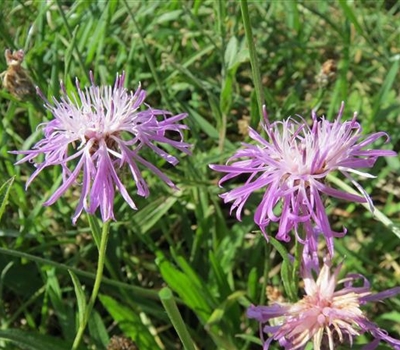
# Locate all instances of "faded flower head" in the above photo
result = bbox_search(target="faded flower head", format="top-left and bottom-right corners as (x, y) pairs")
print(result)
(247, 255), (400, 350)
(13, 72), (190, 223)
(0, 49), (36, 99)
(210, 103), (396, 254)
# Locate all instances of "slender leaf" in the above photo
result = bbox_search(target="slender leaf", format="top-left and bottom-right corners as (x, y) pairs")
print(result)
(0, 177), (14, 222)
(0, 329), (71, 350)
(68, 270), (87, 326)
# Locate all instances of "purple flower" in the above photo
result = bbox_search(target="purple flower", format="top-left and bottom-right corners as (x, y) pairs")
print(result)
(247, 256), (400, 350)
(13, 72), (190, 223)
(210, 103), (396, 253)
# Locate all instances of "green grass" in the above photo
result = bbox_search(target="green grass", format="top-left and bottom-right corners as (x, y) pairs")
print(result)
(0, 1), (399, 349)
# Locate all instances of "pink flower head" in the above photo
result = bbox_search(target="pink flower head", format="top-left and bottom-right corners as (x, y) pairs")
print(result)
(210, 103), (396, 254)
(13, 72), (190, 223)
(247, 256), (400, 350)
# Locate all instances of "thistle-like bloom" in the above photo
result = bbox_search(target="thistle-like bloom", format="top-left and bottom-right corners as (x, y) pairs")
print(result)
(247, 256), (400, 350)
(210, 103), (396, 253)
(13, 72), (190, 223)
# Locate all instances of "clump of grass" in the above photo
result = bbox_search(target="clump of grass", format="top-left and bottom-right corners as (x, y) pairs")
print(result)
(0, 1), (399, 349)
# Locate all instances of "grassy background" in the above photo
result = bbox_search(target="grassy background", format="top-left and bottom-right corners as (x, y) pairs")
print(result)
(0, 1), (399, 349)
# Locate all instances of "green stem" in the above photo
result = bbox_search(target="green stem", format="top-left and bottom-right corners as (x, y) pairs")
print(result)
(122, 0), (173, 111)
(71, 220), (111, 349)
(240, 0), (265, 121)
(259, 243), (269, 305)
(55, 0), (89, 81)
(159, 287), (197, 350)
(216, 0), (227, 153)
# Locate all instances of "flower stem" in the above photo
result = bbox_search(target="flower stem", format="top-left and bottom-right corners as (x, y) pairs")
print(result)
(159, 287), (197, 350)
(71, 219), (111, 349)
(240, 0), (265, 121)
